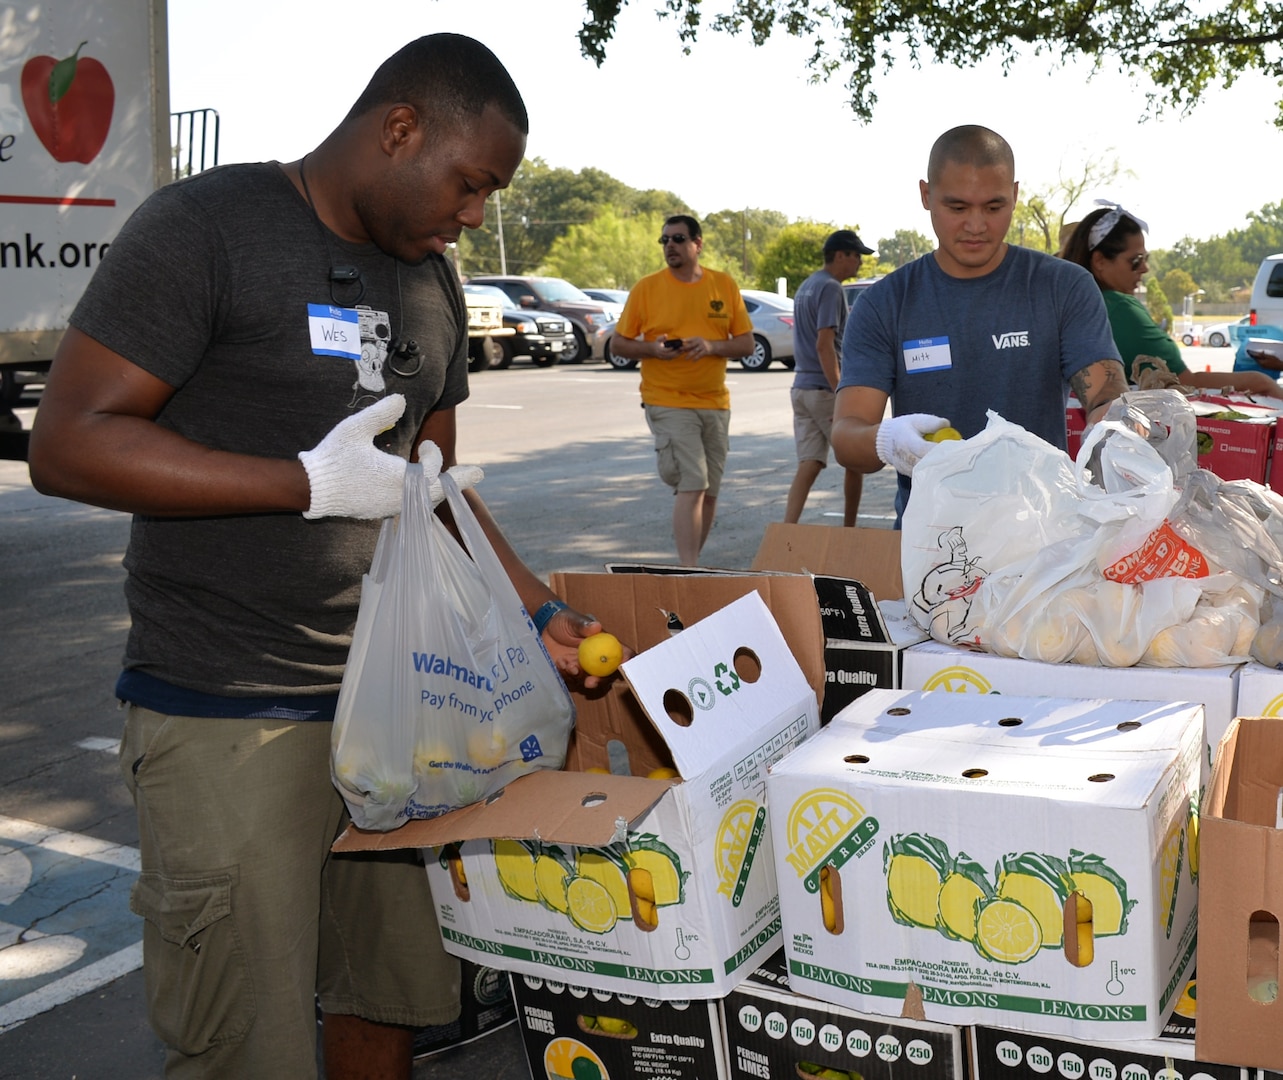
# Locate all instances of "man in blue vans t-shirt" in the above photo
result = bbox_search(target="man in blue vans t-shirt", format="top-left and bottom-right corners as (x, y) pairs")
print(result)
(832, 124), (1127, 524)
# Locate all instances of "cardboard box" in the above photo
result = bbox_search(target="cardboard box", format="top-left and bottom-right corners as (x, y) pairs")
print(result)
(751, 523), (903, 600)
(753, 524), (925, 722)
(1066, 402), (1087, 461)
(902, 638), (1241, 772)
(607, 528), (925, 724)
(1195, 414), (1274, 483)
(1270, 426), (1283, 495)
(972, 1014), (1244, 1080)
(334, 592), (821, 999)
(511, 973), (726, 1079)
(1231, 661), (1283, 718)
(974, 969), (1249, 1080)
(766, 688), (1203, 1040)
(1195, 716), (1283, 1070)
(723, 949), (966, 1080)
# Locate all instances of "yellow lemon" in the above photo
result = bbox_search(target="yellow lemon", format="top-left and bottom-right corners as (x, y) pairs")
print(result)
(647, 767), (680, 780)
(578, 632), (624, 677)
(925, 426), (963, 442)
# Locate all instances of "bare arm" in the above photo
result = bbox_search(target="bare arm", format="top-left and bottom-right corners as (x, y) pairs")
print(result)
(28, 327), (310, 514)
(1070, 359), (1130, 424)
(816, 327), (839, 390)
(1178, 368), (1283, 400)
(831, 385), (892, 474)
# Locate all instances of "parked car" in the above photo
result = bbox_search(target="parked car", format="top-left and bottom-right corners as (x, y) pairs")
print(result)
(462, 284), (575, 368)
(738, 289), (795, 372)
(1199, 322), (1234, 348)
(843, 277), (885, 309)
(467, 275), (618, 364)
(582, 288), (630, 308)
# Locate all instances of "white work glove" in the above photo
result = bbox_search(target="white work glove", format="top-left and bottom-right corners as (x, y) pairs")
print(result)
(875, 413), (951, 477)
(299, 396), (484, 519)
(416, 441), (485, 504)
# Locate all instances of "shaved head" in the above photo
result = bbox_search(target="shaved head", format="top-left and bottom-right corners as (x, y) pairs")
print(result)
(927, 125), (1014, 183)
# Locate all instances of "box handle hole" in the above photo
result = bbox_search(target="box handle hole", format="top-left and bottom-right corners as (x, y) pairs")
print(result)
(820, 863), (844, 935)
(1247, 910), (1280, 1004)
(663, 689), (694, 727)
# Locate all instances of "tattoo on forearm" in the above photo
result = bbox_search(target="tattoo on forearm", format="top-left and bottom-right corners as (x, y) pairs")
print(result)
(1071, 361), (1128, 412)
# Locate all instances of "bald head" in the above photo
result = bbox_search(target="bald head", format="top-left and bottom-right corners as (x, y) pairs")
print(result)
(927, 125), (1014, 184)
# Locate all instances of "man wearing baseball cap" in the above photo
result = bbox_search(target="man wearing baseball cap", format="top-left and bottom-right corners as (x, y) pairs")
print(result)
(783, 229), (875, 526)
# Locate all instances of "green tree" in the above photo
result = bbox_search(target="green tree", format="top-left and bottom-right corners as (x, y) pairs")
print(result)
(754, 222), (834, 294)
(701, 208), (789, 281)
(1145, 283), (1174, 331)
(1160, 268), (1201, 310)
(577, 1), (1283, 125)
(1015, 153), (1130, 253)
(456, 157), (688, 277)
(539, 207), (667, 288)
(877, 229), (933, 268)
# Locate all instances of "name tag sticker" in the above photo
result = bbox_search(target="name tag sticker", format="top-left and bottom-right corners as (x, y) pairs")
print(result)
(903, 336), (952, 373)
(308, 304), (360, 360)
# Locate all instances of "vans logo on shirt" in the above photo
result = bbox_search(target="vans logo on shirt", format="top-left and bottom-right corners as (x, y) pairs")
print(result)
(992, 330), (1030, 349)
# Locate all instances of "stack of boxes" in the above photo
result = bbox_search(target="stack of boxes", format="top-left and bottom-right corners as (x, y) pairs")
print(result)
(333, 521), (1281, 1078)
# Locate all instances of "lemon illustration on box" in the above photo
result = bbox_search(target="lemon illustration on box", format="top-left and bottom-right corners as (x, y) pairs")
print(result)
(880, 832), (1135, 964)
(489, 835), (689, 935)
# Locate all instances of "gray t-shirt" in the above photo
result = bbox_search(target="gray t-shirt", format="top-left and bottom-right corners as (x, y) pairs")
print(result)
(792, 268), (846, 391)
(839, 245), (1119, 517)
(71, 163), (470, 696)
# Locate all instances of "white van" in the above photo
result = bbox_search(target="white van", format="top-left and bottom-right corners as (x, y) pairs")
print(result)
(1250, 253), (1283, 329)
(1238, 253), (1283, 372)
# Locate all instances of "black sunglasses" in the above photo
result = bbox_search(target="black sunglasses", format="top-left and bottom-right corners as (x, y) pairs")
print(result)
(659, 234), (689, 245)
(1128, 252), (1149, 270)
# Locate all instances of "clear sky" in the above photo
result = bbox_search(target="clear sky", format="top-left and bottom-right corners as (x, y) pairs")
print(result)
(167, 0), (1283, 252)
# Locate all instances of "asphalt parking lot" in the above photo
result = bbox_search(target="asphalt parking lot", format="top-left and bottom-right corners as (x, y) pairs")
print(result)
(0, 341), (1239, 1076)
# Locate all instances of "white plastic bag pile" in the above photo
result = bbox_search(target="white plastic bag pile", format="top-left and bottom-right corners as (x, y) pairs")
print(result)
(902, 391), (1283, 668)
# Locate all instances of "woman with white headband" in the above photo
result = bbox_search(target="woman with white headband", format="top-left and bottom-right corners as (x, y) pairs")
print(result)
(1063, 204), (1283, 398)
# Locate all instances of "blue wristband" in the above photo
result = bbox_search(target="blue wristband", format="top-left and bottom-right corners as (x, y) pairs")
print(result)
(532, 599), (568, 635)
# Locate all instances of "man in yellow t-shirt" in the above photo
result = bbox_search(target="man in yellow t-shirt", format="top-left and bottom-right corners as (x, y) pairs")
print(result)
(613, 215), (753, 565)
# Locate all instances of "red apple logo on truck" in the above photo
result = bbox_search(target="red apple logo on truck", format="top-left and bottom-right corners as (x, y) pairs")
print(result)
(21, 41), (115, 164)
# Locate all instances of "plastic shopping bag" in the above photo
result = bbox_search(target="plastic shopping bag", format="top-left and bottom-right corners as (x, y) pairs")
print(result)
(332, 455), (574, 831)
(903, 412), (1216, 665)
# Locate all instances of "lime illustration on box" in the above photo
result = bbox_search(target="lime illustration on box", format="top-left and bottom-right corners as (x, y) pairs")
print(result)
(766, 689), (1202, 1040)
(337, 593), (821, 999)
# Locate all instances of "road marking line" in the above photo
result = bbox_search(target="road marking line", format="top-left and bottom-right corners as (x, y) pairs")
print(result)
(462, 403), (524, 410)
(76, 737), (120, 753)
(0, 816), (140, 873)
(0, 941), (142, 1035)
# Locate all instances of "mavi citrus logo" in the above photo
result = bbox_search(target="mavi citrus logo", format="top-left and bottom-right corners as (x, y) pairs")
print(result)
(783, 788), (865, 880)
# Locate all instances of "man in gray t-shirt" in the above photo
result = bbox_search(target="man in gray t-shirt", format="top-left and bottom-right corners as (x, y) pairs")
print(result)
(833, 125), (1127, 524)
(785, 229), (874, 526)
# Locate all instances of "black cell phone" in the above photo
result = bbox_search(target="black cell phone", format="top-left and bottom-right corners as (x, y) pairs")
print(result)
(663, 338), (684, 350)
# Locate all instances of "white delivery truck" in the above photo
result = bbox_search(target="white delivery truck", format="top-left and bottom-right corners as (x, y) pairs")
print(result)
(0, 0), (171, 419)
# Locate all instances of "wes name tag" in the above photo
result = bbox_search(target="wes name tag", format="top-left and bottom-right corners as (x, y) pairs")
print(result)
(902, 336), (952, 373)
(308, 304), (360, 360)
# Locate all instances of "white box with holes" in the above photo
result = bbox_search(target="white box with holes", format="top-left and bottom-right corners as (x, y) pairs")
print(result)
(764, 688), (1203, 1040)
(334, 592), (820, 999)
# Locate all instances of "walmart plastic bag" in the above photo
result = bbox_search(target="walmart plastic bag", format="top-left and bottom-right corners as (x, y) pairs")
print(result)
(332, 452), (574, 831)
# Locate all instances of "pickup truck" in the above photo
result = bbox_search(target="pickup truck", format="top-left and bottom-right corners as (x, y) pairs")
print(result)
(464, 289), (514, 373)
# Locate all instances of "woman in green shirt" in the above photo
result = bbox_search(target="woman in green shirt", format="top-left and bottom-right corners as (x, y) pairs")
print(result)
(1063, 205), (1283, 398)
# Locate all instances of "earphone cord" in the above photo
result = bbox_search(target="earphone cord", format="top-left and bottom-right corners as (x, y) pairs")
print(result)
(297, 156), (421, 376)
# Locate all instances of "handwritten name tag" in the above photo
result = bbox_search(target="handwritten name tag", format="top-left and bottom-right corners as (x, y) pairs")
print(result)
(902, 336), (952, 373)
(308, 304), (360, 361)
